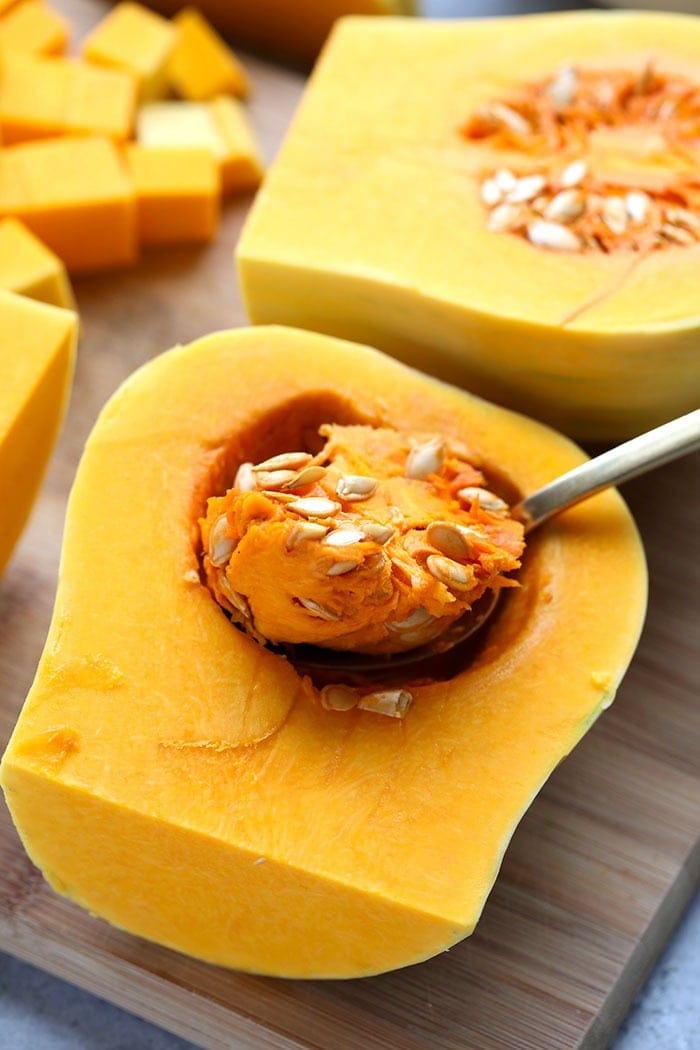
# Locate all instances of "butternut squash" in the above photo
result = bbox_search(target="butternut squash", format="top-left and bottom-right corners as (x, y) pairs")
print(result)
(0, 218), (74, 308)
(82, 2), (176, 102)
(0, 289), (77, 578)
(238, 12), (700, 441)
(0, 326), (647, 978)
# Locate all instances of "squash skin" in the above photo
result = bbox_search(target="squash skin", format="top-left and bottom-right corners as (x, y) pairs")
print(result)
(237, 12), (700, 442)
(0, 326), (647, 978)
(0, 290), (77, 579)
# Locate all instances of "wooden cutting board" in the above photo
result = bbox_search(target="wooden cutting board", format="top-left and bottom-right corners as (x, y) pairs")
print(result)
(1, 4), (699, 1047)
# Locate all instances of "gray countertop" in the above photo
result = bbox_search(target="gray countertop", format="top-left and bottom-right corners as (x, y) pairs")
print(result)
(1, 1), (698, 1048)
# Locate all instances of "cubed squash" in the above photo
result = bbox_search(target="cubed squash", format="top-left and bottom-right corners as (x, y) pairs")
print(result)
(0, 289), (77, 578)
(0, 0), (69, 56)
(82, 1), (176, 101)
(0, 53), (136, 144)
(137, 96), (263, 194)
(0, 137), (138, 272)
(238, 13), (700, 442)
(0, 326), (646, 978)
(0, 218), (74, 307)
(167, 7), (248, 101)
(124, 144), (220, 246)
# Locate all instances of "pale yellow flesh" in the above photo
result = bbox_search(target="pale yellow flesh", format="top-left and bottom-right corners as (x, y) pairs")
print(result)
(1, 326), (647, 977)
(238, 13), (700, 440)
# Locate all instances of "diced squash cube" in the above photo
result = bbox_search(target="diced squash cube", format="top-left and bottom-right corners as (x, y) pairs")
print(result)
(168, 7), (248, 101)
(137, 96), (263, 195)
(124, 144), (219, 246)
(82, 1), (176, 101)
(0, 137), (138, 272)
(0, 217), (74, 307)
(0, 0), (69, 56)
(0, 289), (77, 578)
(0, 53), (136, 144)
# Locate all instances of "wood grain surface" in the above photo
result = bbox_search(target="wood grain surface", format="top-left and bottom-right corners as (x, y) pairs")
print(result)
(1, 3), (699, 1047)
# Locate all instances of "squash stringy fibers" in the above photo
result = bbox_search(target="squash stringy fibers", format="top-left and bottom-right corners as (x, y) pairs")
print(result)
(200, 424), (525, 670)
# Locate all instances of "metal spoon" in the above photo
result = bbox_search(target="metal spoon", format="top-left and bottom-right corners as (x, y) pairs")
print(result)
(297, 408), (700, 675)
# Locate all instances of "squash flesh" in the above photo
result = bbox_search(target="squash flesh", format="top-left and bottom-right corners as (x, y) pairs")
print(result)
(238, 13), (700, 440)
(0, 326), (647, 977)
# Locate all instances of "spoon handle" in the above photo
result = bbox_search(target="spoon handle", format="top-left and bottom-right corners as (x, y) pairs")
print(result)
(515, 409), (700, 533)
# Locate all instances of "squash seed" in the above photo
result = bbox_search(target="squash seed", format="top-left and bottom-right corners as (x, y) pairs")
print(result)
(234, 461), (256, 492)
(289, 497), (341, 518)
(218, 575), (250, 618)
(209, 515), (235, 566)
(560, 159), (588, 188)
(493, 167), (517, 193)
(457, 486), (509, 513)
(490, 104), (530, 137)
(426, 555), (470, 591)
(480, 177), (503, 206)
(282, 465), (327, 490)
(544, 189), (585, 224)
(286, 522), (328, 550)
(359, 521), (394, 544)
(659, 223), (696, 246)
(358, 689), (413, 719)
(255, 469), (297, 490)
(336, 474), (378, 501)
(527, 219), (582, 252)
(324, 526), (367, 547)
(406, 437), (445, 480)
(487, 203), (525, 233)
(387, 606), (432, 631)
(548, 65), (577, 110)
(427, 521), (474, 561)
(297, 597), (339, 620)
(601, 196), (628, 235)
(252, 452), (312, 472)
(665, 207), (700, 235)
(626, 190), (651, 225)
(320, 684), (359, 712)
(507, 173), (546, 204)
(326, 560), (359, 576)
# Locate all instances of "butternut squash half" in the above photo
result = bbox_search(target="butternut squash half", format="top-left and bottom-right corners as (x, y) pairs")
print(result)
(238, 12), (700, 441)
(0, 326), (647, 978)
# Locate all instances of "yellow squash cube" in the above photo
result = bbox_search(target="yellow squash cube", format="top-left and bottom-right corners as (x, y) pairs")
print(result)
(124, 144), (220, 246)
(238, 14), (700, 442)
(0, 53), (136, 144)
(0, 137), (138, 272)
(137, 96), (263, 195)
(82, 1), (176, 101)
(0, 289), (77, 578)
(168, 7), (248, 100)
(0, 218), (74, 307)
(0, 0), (69, 55)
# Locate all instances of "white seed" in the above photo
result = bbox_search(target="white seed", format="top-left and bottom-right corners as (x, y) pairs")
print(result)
(625, 190), (652, 225)
(261, 490), (296, 502)
(336, 474), (378, 501)
(282, 465), (327, 490)
(406, 438), (445, 480)
(490, 103), (530, 137)
(507, 174), (547, 204)
(234, 461), (256, 492)
(182, 569), (200, 584)
(297, 597), (339, 620)
(664, 207), (700, 235)
(601, 196), (628, 235)
(426, 554), (470, 591)
(527, 219), (583, 252)
(659, 223), (696, 246)
(209, 515), (235, 567)
(531, 195), (549, 214)
(218, 576), (249, 617)
(285, 521), (328, 550)
(548, 65), (577, 110)
(388, 606), (433, 631)
(326, 560), (359, 576)
(457, 486), (509, 513)
(493, 167), (517, 193)
(359, 521), (394, 545)
(544, 189), (585, 224)
(358, 689), (413, 719)
(289, 497), (341, 518)
(426, 521), (473, 561)
(320, 685), (359, 712)
(252, 452), (312, 472)
(324, 526), (367, 547)
(255, 469), (297, 490)
(560, 159), (588, 189)
(487, 203), (525, 233)
(480, 177), (503, 206)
